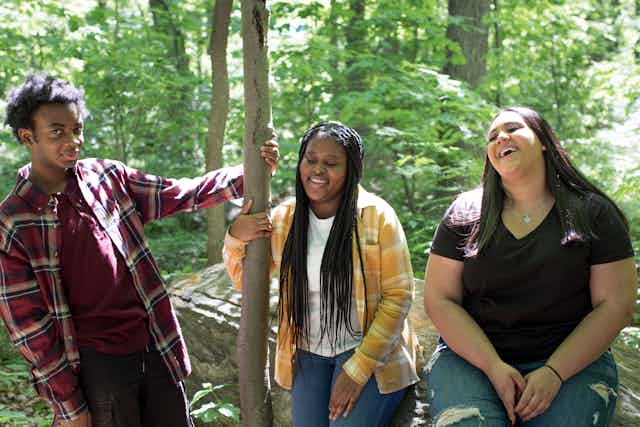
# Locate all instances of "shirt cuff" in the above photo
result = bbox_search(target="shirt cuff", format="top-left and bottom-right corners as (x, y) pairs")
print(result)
(342, 348), (377, 386)
(224, 229), (248, 252)
(51, 386), (88, 423)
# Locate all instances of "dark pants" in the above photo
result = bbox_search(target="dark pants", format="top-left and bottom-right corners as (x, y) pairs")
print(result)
(78, 347), (194, 427)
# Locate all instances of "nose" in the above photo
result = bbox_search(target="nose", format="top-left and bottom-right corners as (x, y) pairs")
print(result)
(496, 130), (509, 143)
(68, 132), (83, 147)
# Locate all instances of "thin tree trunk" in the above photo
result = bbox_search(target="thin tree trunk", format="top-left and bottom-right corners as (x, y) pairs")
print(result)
(493, 0), (502, 106)
(345, 0), (366, 92)
(328, 0), (341, 96)
(410, 23), (419, 63)
(238, 0), (276, 425)
(149, 0), (192, 162)
(149, 0), (190, 75)
(206, 0), (233, 265)
(550, 39), (563, 131)
(444, 0), (490, 87)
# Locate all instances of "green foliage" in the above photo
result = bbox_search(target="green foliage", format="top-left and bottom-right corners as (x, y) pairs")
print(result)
(146, 225), (209, 282)
(189, 383), (240, 424)
(0, 1), (638, 423)
(0, 328), (52, 426)
(619, 327), (640, 350)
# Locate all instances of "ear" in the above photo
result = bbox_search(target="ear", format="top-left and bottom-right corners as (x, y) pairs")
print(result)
(17, 128), (34, 146)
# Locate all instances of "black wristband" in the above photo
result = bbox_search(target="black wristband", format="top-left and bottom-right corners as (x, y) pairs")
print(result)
(544, 364), (564, 383)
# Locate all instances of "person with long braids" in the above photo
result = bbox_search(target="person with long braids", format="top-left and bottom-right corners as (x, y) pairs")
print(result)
(224, 121), (418, 426)
(424, 107), (637, 426)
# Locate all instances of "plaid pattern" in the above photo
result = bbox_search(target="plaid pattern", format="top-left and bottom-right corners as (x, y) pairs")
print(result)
(0, 158), (243, 421)
(224, 187), (419, 393)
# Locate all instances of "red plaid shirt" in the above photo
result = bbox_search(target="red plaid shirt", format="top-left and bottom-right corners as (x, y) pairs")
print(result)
(0, 158), (243, 421)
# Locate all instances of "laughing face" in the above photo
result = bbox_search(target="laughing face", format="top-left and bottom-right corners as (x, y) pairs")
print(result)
(20, 103), (84, 188)
(486, 111), (546, 180)
(299, 136), (348, 219)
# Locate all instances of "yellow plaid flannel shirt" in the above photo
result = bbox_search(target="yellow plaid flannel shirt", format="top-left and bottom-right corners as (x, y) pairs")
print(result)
(223, 187), (419, 393)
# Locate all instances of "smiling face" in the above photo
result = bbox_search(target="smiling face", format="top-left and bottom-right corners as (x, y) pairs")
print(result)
(19, 103), (84, 190)
(486, 110), (546, 181)
(299, 136), (348, 218)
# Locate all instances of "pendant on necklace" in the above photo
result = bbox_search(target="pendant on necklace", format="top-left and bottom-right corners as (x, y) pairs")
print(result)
(522, 214), (532, 224)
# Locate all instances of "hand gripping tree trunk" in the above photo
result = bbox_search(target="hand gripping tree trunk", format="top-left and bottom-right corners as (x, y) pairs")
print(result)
(238, 1), (275, 426)
(206, 0), (233, 265)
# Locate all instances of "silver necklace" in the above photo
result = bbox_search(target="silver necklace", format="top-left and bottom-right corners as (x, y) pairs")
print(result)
(505, 201), (538, 225)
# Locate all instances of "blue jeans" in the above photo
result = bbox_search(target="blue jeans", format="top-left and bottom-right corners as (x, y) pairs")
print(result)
(425, 343), (618, 427)
(291, 349), (406, 427)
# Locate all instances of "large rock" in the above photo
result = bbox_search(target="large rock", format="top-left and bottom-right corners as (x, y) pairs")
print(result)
(169, 264), (640, 426)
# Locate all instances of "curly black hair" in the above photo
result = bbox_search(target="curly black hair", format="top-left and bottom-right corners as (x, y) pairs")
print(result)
(4, 74), (88, 141)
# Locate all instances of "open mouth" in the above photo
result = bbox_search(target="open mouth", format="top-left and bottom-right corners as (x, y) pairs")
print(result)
(499, 146), (517, 158)
(61, 149), (79, 161)
(309, 176), (328, 185)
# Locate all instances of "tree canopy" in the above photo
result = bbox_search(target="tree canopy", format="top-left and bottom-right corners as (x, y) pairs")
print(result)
(1, 0), (638, 279)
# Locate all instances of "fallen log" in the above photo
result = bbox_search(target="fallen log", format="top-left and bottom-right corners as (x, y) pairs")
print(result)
(169, 264), (640, 426)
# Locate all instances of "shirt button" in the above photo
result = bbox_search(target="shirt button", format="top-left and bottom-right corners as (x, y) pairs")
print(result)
(54, 252), (59, 257)
(66, 336), (73, 341)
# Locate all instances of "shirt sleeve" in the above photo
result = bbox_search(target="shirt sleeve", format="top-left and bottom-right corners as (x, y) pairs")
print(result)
(0, 249), (87, 421)
(588, 194), (635, 265)
(222, 230), (248, 291)
(429, 195), (474, 261)
(430, 221), (467, 261)
(222, 203), (284, 290)
(120, 162), (244, 224)
(342, 203), (414, 385)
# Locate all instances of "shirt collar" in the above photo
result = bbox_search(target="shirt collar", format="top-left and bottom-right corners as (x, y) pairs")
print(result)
(15, 164), (79, 211)
(356, 185), (378, 211)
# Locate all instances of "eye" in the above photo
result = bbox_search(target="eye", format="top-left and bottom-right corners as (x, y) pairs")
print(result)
(51, 129), (63, 136)
(74, 127), (83, 135)
(325, 162), (337, 167)
(488, 134), (497, 142)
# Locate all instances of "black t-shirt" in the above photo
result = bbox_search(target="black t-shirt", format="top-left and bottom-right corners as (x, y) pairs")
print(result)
(430, 189), (634, 364)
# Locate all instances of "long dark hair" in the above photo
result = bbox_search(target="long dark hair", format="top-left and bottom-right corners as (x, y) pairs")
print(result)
(462, 106), (628, 257)
(279, 121), (368, 352)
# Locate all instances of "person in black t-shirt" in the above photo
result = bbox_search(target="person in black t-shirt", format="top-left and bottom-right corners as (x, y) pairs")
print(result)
(423, 107), (636, 427)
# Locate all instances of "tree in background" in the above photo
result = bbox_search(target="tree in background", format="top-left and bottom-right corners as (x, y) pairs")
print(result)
(444, 0), (490, 88)
(0, 0), (636, 324)
(206, 0), (233, 265)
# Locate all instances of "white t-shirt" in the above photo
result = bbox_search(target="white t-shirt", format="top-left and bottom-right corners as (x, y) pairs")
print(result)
(299, 209), (362, 357)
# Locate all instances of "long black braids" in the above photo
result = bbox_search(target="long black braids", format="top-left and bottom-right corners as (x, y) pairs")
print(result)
(279, 121), (368, 353)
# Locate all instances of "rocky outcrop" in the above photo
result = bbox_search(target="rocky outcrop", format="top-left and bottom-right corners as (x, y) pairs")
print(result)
(169, 264), (640, 427)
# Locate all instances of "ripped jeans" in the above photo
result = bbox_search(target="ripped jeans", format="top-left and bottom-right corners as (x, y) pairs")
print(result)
(425, 343), (618, 427)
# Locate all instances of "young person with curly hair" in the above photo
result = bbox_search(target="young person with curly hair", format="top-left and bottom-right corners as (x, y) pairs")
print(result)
(0, 74), (278, 427)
